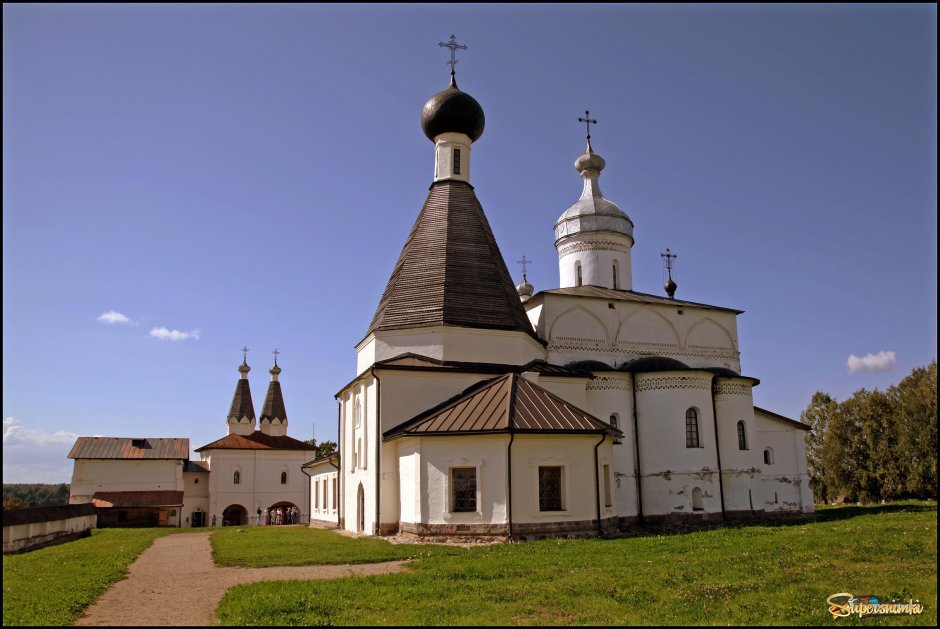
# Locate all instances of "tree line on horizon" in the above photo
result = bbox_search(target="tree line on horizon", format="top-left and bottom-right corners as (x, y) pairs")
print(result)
(802, 360), (937, 504)
(3, 483), (70, 510)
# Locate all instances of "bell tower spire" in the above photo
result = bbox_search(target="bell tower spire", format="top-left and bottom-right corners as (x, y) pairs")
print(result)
(259, 349), (289, 436)
(226, 349), (256, 436)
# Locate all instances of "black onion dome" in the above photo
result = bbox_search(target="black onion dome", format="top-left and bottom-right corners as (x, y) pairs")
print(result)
(421, 76), (485, 142)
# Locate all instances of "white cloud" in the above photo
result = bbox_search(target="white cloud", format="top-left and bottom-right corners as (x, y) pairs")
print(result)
(2, 417), (77, 483)
(97, 310), (131, 325)
(150, 327), (200, 341)
(847, 351), (898, 374)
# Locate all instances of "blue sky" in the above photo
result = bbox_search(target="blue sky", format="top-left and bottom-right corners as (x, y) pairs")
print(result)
(3, 4), (936, 483)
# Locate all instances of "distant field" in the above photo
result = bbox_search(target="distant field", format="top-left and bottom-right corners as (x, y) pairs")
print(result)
(216, 502), (937, 626)
(2, 528), (187, 626)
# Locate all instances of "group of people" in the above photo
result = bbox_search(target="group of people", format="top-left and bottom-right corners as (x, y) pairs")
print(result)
(256, 505), (299, 526)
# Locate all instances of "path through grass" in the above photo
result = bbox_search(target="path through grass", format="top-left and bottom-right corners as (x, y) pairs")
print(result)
(2, 527), (187, 626)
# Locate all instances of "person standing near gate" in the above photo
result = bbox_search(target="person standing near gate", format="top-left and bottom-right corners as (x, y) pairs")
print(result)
(256, 506), (262, 525)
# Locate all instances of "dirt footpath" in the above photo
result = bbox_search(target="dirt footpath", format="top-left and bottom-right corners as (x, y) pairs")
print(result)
(73, 532), (408, 626)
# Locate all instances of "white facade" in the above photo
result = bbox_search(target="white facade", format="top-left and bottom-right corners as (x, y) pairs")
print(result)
(69, 459), (185, 504)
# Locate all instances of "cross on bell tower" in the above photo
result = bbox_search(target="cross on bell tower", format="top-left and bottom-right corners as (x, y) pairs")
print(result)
(578, 110), (598, 152)
(517, 255), (532, 281)
(438, 34), (467, 77)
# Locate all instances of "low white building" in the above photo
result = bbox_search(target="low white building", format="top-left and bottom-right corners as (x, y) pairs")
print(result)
(332, 65), (813, 539)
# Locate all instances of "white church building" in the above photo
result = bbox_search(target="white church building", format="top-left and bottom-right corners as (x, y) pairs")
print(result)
(308, 59), (814, 539)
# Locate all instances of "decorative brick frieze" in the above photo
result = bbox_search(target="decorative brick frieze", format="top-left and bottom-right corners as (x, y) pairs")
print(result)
(586, 377), (631, 391)
(713, 381), (752, 396)
(635, 375), (711, 392)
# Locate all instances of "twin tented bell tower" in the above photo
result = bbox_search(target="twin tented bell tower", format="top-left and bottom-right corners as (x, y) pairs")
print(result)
(226, 348), (289, 437)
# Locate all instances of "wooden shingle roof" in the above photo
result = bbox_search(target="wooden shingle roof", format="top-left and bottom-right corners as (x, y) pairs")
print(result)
(384, 373), (621, 440)
(365, 180), (537, 340)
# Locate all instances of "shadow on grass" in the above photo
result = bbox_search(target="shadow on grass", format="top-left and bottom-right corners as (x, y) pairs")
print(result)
(595, 501), (936, 541)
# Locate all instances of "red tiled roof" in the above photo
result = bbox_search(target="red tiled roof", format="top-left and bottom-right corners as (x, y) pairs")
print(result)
(384, 374), (621, 440)
(195, 431), (317, 452)
(91, 491), (184, 508)
(68, 437), (189, 460)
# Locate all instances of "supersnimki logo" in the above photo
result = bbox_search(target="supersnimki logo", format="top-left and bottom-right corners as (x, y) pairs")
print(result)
(826, 593), (925, 619)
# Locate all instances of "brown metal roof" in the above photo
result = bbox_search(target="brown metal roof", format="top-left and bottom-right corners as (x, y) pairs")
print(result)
(384, 374), (620, 440)
(364, 180), (538, 341)
(195, 431), (317, 452)
(754, 406), (811, 431)
(91, 491), (184, 508)
(183, 460), (209, 473)
(533, 286), (744, 314)
(68, 437), (189, 460)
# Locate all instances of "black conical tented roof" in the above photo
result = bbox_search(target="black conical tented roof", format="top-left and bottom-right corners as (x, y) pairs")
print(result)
(227, 379), (256, 421)
(365, 180), (537, 340)
(260, 380), (287, 423)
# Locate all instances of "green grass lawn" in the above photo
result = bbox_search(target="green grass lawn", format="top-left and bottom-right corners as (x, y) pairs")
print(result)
(216, 502), (937, 626)
(2, 527), (187, 626)
(211, 525), (462, 567)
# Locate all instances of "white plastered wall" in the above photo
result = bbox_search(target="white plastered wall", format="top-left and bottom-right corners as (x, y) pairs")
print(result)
(308, 465), (339, 523)
(182, 470), (209, 527)
(530, 294), (741, 372)
(556, 232), (633, 290)
(755, 410), (814, 513)
(634, 372), (722, 517)
(69, 459), (184, 504)
(713, 379), (762, 513)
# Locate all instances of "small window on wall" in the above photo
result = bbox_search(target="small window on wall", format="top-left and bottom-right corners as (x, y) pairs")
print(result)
(686, 408), (700, 448)
(692, 487), (704, 511)
(315, 482), (320, 509)
(609, 413), (619, 430)
(612, 260), (619, 290)
(576, 262), (583, 287)
(538, 466), (563, 511)
(737, 421), (748, 450)
(194, 478), (199, 484)
(332, 478), (337, 509)
(281, 471), (288, 485)
(453, 147), (461, 175)
(233, 471), (240, 485)
(451, 467), (477, 512)
(764, 448), (774, 465)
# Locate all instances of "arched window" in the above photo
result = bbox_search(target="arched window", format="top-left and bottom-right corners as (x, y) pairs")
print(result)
(280, 471), (287, 485)
(609, 413), (619, 430)
(575, 261), (583, 287)
(686, 408), (700, 448)
(764, 448), (774, 465)
(737, 421), (748, 450)
(612, 260), (619, 290)
(233, 471), (240, 485)
(692, 487), (704, 511)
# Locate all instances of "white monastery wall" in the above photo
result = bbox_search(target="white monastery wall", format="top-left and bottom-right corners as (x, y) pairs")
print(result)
(420, 435), (509, 526)
(755, 410), (814, 513)
(340, 375), (378, 533)
(182, 470), (209, 527)
(557, 233), (633, 290)
(713, 380), (761, 514)
(308, 466), (339, 523)
(377, 370), (492, 432)
(69, 459), (183, 504)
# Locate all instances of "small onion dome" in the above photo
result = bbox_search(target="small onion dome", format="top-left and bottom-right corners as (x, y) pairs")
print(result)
(421, 74), (485, 143)
(554, 146), (634, 244)
(238, 359), (251, 374)
(516, 277), (533, 298)
(270, 363), (282, 377)
(664, 277), (677, 299)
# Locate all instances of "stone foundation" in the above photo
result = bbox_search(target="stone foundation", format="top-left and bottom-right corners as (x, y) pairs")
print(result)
(399, 522), (508, 537)
(642, 511), (725, 526)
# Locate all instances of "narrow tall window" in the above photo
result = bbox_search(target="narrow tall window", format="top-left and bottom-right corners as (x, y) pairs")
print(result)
(686, 408), (700, 448)
(612, 261), (619, 290)
(737, 421), (748, 450)
(764, 448), (774, 465)
(451, 467), (477, 512)
(453, 147), (461, 175)
(538, 466), (563, 511)
(315, 481), (320, 509)
(280, 471), (287, 485)
(603, 464), (612, 507)
(233, 471), (240, 485)
(692, 487), (704, 511)
(332, 478), (337, 509)
(576, 262), (583, 287)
